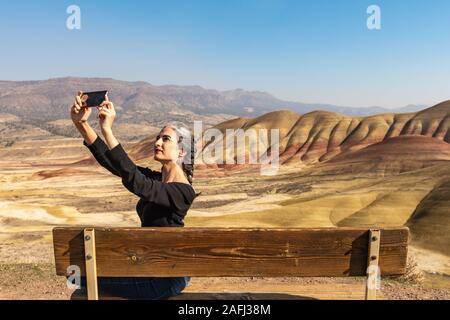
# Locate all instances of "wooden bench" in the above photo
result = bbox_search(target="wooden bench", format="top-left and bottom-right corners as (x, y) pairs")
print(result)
(53, 227), (409, 300)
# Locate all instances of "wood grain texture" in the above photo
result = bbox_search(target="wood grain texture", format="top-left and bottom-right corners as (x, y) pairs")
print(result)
(53, 227), (409, 277)
(83, 228), (98, 300)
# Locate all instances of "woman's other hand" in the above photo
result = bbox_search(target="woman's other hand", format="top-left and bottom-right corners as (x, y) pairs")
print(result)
(70, 91), (92, 125)
(98, 95), (116, 133)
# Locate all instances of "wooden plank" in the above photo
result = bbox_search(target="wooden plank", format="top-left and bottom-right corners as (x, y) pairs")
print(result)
(53, 227), (409, 277)
(83, 228), (98, 300)
(365, 229), (381, 300)
(172, 282), (368, 300)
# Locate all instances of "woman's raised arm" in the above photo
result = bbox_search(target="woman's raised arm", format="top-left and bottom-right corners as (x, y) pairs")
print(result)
(76, 121), (98, 146)
(71, 92), (121, 177)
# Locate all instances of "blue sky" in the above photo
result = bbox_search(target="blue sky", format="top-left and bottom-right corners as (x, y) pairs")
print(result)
(1, 0), (449, 108)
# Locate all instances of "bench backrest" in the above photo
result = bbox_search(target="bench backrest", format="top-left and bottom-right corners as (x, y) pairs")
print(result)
(53, 227), (409, 277)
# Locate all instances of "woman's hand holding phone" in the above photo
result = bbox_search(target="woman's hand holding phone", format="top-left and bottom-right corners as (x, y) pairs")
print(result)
(97, 95), (116, 133)
(70, 91), (92, 125)
(70, 91), (98, 145)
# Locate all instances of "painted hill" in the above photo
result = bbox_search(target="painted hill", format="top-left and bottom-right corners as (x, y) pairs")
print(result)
(407, 169), (450, 257)
(192, 100), (450, 171)
(320, 135), (450, 175)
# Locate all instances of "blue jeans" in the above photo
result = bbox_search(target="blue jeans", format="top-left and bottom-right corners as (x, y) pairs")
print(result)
(76, 276), (190, 300)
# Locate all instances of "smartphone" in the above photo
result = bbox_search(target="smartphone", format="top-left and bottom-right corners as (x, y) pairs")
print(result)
(80, 90), (108, 108)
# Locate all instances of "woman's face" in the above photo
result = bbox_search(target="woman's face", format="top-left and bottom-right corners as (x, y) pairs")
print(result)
(154, 127), (182, 163)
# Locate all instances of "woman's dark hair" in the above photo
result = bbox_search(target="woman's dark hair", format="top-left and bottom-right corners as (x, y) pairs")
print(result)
(164, 122), (196, 185)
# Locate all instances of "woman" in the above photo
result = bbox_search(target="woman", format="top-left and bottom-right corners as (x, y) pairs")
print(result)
(70, 91), (197, 299)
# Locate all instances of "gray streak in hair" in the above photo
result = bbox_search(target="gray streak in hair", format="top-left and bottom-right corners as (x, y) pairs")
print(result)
(164, 122), (196, 185)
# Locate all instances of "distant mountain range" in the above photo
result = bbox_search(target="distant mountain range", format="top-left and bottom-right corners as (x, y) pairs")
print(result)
(0, 78), (428, 125)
